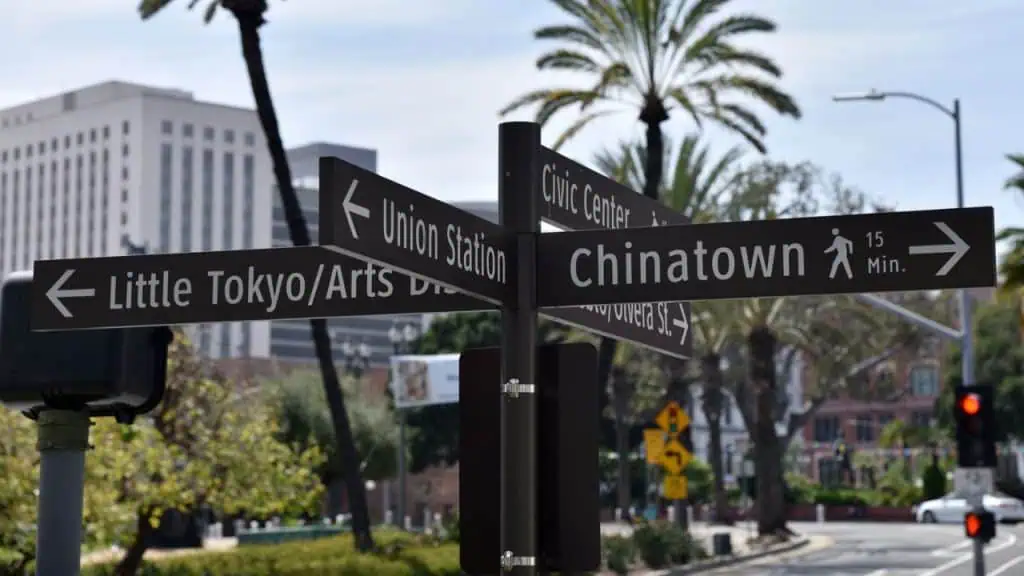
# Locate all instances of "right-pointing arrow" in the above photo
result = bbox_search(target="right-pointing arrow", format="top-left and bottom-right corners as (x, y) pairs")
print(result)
(671, 303), (689, 346)
(46, 269), (96, 318)
(908, 221), (970, 276)
(342, 179), (370, 240)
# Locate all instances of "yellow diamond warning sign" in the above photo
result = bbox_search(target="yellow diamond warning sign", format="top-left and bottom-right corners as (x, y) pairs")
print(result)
(655, 401), (689, 437)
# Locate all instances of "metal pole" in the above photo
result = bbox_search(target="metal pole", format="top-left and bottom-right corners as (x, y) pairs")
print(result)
(397, 409), (407, 528)
(35, 410), (90, 576)
(952, 100), (983, 576)
(498, 121), (540, 575)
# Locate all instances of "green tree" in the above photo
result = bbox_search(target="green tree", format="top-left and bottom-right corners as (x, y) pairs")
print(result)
(0, 406), (39, 571)
(88, 334), (324, 575)
(502, 0), (802, 442)
(265, 370), (401, 482)
(409, 312), (573, 472)
(997, 154), (1024, 290)
(938, 299), (1024, 440)
(139, 0), (374, 550)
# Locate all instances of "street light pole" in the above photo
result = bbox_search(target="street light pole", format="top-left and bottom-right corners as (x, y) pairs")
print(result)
(389, 320), (419, 530)
(833, 90), (980, 575)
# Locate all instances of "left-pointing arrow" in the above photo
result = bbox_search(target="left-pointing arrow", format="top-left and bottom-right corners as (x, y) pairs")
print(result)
(342, 179), (370, 239)
(908, 221), (971, 277)
(46, 269), (96, 318)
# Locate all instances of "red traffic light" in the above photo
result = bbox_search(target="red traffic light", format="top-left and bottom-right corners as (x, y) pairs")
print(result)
(965, 513), (982, 537)
(959, 393), (981, 416)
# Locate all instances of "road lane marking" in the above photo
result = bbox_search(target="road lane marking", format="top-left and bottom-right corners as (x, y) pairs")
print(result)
(930, 539), (973, 557)
(990, 555), (1024, 576)
(918, 534), (1018, 576)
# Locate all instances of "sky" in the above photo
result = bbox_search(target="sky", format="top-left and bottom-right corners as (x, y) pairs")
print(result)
(2, 0), (1021, 238)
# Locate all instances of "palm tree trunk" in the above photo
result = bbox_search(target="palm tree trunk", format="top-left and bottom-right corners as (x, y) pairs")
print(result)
(640, 102), (667, 200)
(612, 370), (633, 518)
(227, 3), (373, 551)
(747, 327), (788, 538)
(700, 353), (731, 525)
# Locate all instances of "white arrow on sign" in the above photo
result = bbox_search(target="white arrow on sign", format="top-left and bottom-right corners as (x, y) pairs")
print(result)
(908, 221), (970, 276)
(342, 179), (370, 239)
(671, 303), (689, 346)
(46, 269), (96, 318)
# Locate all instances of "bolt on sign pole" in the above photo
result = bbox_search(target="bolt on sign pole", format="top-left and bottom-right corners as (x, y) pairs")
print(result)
(498, 121), (540, 574)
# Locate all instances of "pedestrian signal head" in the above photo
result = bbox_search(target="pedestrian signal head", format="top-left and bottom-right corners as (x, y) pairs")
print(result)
(964, 510), (995, 542)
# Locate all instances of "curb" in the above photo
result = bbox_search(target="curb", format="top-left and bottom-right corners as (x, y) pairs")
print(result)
(663, 535), (811, 575)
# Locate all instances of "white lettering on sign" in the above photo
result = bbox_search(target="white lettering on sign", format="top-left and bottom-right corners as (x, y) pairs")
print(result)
(578, 302), (676, 337)
(109, 271), (193, 309)
(541, 162), (633, 229)
(381, 198), (507, 285)
(570, 240), (806, 287)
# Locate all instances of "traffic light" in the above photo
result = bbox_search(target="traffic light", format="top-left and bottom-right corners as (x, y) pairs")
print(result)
(964, 510), (996, 543)
(954, 384), (997, 468)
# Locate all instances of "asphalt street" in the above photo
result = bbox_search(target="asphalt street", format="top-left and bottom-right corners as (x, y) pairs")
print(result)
(714, 521), (1024, 576)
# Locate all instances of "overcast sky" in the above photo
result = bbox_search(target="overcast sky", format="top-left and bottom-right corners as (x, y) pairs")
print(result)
(3, 0), (1020, 236)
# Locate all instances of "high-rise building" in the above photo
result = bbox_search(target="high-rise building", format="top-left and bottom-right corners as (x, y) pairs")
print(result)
(0, 81), (273, 357)
(269, 143), (499, 366)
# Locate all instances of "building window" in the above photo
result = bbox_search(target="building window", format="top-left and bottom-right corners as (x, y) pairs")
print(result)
(244, 132), (255, 147)
(122, 121), (130, 135)
(199, 325), (212, 357)
(89, 129), (96, 143)
(74, 155), (83, 256)
(181, 146), (193, 251)
(76, 133), (83, 146)
(22, 167), (31, 265)
(36, 164), (44, 255)
(102, 125), (110, 140)
(159, 144), (173, 252)
(49, 161), (57, 258)
(813, 416), (839, 443)
(224, 129), (235, 144)
(909, 364), (939, 397)
(161, 120), (173, 135)
(12, 148), (18, 161)
(64, 135), (70, 149)
(240, 323), (251, 356)
(854, 415), (874, 443)
(122, 144), (129, 157)
(62, 158), (70, 256)
(201, 149), (214, 250)
(220, 325), (231, 358)
(50, 138), (57, 152)
(10, 171), (18, 263)
(877, 412), (893, 431)
(183, 124), (194, 138)
(222, 152), (235, 249)
(203, 126), (214, 141)
(242, 154), (254, 248)
(62, 92), (77, 112)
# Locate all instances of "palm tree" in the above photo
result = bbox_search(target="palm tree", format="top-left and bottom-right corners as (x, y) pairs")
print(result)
(505, 0), (800, 411)
(998, 154), (1024, 290)
(690, 302), (737, 524)
(138, 0), (375, 550)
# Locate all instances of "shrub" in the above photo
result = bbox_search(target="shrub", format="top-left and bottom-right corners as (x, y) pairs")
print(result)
(631, 520), (704, 569)
(80, 531), (460, 576)
(603, 535), (634, 575)
(922, 464), (947, 501)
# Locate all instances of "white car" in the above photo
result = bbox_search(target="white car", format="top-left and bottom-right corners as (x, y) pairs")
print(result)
(915, 492), (1024, 524)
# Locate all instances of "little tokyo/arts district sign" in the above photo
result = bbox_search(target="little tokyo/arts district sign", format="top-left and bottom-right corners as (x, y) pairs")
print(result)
(26, 122), (997, 575)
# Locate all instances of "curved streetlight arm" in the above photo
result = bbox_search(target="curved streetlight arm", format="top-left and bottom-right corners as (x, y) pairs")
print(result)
(875, 91), (956, 120)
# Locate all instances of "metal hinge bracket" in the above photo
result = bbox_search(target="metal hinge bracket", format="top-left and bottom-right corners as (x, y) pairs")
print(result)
(500, 551), (536, 572)
(502, 378), (536, 398)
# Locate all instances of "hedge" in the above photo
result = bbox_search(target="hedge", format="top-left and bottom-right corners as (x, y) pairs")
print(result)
(81, 530), (461, 576)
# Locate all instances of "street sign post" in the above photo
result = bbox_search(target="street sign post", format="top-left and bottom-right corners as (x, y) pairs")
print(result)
(538, 147), (691, 359)
(537, 207), (996, 306)
(318, 157), (514, 306)
(32, 248), (484, 331)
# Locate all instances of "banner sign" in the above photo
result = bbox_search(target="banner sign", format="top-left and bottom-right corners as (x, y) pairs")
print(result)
(390, 353), (460, 408)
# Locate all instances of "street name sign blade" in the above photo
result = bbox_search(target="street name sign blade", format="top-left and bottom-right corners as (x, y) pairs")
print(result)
(537, 146), (692, 358)
(541, 302), (689, 360)
(319, 156), (514, 306)
(662, 475), (688, 500)
(538, 146), (685, 231)
(31, 248), (486, 331)
(537, 207), (996, 307)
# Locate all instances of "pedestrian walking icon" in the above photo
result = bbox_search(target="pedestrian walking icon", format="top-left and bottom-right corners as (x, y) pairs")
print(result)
(825, 228), (853, 279)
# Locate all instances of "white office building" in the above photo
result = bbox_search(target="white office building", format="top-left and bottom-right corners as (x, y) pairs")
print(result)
(0, 81), (274, 358)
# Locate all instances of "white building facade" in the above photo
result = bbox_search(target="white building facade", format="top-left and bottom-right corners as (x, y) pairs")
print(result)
(0, 81), (273, 358)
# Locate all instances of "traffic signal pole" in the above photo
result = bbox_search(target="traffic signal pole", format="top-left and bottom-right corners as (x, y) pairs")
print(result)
(35, 409), (91, 576)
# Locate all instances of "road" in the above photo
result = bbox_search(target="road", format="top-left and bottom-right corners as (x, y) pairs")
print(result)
(717, 522), (1024, 575)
